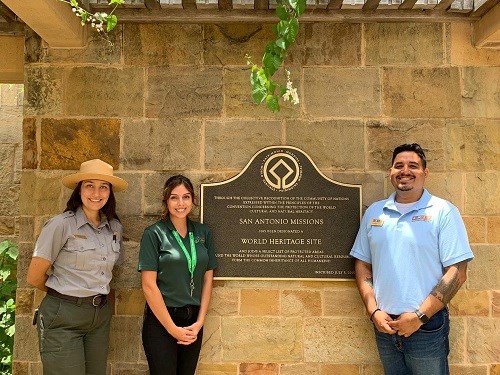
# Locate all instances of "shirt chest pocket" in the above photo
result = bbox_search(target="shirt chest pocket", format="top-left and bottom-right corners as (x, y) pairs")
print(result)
(65, 238), (97, 271)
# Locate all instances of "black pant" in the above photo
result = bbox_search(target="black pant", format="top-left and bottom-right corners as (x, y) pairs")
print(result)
(142, 304), (203, 375)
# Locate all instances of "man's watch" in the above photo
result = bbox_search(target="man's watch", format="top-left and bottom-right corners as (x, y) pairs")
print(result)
(414, 309), (429, 324)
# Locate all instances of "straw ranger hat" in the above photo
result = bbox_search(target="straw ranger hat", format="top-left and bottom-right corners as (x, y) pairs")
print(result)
(62, 159), (128, 192)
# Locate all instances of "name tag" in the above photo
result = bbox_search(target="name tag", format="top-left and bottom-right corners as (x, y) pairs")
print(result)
(412, 215), (432, 222)
(73, 234), (87, 239)
(370, 219), (384, 226)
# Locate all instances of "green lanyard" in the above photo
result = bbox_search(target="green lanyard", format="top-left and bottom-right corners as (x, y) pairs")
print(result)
(172, 231), (197, 296)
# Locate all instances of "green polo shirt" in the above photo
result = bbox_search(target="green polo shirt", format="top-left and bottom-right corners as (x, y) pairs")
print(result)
(138, 217), (218, 307)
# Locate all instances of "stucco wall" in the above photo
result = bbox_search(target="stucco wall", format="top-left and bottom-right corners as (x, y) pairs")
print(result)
(12, 22), (500, 374)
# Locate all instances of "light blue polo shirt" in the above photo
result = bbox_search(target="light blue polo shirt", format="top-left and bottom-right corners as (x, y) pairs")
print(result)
(350, 189), (473, 315)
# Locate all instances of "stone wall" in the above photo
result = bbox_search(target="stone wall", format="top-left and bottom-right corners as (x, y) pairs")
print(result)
(12, 21), (500, 375)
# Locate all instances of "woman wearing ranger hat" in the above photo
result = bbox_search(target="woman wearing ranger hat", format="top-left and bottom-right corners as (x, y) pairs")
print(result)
(27, 159), (128, 375)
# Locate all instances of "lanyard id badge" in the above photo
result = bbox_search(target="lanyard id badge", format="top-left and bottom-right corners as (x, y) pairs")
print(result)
(172, 231), (197, 296)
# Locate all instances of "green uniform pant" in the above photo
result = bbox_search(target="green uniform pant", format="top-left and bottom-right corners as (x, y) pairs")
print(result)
(36, 294), (112, 375)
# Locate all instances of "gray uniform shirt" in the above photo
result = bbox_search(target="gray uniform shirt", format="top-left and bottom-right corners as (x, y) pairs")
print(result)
(33, 207), (123, 297)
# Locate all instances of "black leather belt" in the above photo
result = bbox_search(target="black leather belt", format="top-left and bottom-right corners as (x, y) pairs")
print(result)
(47, 288), (107, 307)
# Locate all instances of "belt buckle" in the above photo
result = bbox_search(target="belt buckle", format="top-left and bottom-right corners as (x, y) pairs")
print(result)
(92, 295), (101, 307)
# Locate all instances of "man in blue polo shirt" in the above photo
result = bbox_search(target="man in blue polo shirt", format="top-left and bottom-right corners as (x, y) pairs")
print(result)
(350, 143), (473, 375)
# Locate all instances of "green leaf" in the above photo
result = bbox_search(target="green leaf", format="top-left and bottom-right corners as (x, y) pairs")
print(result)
(275, 38), (287, 50)
(70, 0), (79, 7)
(6, 246), (18, 261)
(250, 69), (269, 104)
(276, 20), (289, 37)
(262, 52), (282, 77)
(109, 0), (125, 4)
(295, 0), (306, 16)
(0, 241), (9, 254)
(106, 15), (118, 32)
(265, 95), (280, 112)
(275, 6), (288, 20)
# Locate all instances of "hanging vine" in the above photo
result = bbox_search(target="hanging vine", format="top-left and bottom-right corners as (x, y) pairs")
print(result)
(246, 0), (306, 112)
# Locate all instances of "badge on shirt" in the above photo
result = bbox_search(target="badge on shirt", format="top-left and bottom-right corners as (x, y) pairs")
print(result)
(370, 218), (384, 226)
(412, 215), (432, 222)
(73, 234), (87, 239)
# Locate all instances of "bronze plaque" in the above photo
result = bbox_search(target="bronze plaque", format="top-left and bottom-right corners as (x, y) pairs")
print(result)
(201, 146), (361, 280)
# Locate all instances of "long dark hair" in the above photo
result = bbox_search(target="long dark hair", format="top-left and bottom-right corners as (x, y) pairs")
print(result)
(161, 175), (195, 220)
(64, 181), (120, 222)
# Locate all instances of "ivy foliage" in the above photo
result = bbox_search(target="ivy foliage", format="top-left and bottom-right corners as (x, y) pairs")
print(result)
(247, 0), (306, 112)
(0, 240), (18, 375)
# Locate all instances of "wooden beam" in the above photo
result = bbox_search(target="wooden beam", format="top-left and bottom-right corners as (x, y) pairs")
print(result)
(363, 0), (382, 10)
(470, 0), (499, 16)
(0, 1), (18, 22)
(326, 0), (343, 10)
(0, 35), (23, 83)
(433, 0), (455, 10)
(1, 0), (86, 48)
(0, 22), (25, 36)
(398, 0), (418, 10)
(473, 0), (500, 48)
(112, 7), (479, 22)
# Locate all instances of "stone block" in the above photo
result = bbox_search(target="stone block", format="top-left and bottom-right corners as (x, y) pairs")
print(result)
(323, 289), (365, 317)
(0, 217), (15, 235)
(0, 104), (23, 144)
(110, 362), (149, 375)
(240, 363), (278, 375)
(65, 67), (144, 117)
(450, 365), (488, 375)
(382, 67), (461, 118)
(204, 24), (276, 66)
(223, 67), (300, 118)
(24, 67), (63, 116)
(12, 361), (28, 375)
(449, 316), (466, 363)
(0, 183), (19, 217)
(425, 172), (464, 210)
(15, 288), (34, 315)
(200, 316), (222, 362)
(12, 316), (40, 361)
(366, 119), (447, 171)
(446, 119), (500, 171)
(280, 363), (320, 375)
(286, 120), (364, 170)
(115, 288), (145, 316)
(488, 217), (500, 243)
(462, 67), (500, 118)
(19, 172), (62, 216)
(493, 364), (500, 375)
(122, 119), (202, 170)
(462, 216), (487, 244)
(143, 172), (173, 216)
(468, 245), (500, 290)
(467, 317), (500, 363)
(493, 291), (500, 318)
(197, 362), (239, 375)
(465, 173), (500, 215)
(360, 364), (384, 375)
(0, 145), (15, 183)
(108, 316), (143, 361)
(40, 118), (121, 170)
(240, 289), (279, 316)
(450, 23), (500, 66)
(115, 174), (141, 218)
(319, 364), (360, 375)
(221, 317), (302, 361)
(365, 23), (443, 66)
(146, 66), (223, 117)
(124, 24), (202, 66)
(303, 23), (361, 66)
(281, 290), (322, 317)
(449, 289), (489, 316)
(304, 317), (379, 363)
(120, 216), (156, 243)
(303, 67), (380, 117)
(111, 242), (141, 289)
(205, 120), (281, 170)
(22, 117), (37, 170)
(329, 172), (386, 211)
(209, 286), (239, 316)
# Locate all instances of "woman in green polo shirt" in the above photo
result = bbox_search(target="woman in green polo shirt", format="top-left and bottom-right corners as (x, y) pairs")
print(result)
(138, 175), (218, 375)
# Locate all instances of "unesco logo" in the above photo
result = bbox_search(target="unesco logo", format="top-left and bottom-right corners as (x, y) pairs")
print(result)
(261, 151), (302, 191)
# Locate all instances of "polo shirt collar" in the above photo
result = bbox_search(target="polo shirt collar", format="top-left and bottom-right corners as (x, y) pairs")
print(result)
(164, 216), (195, 233)
(384, 189), (433, 213)
(75, 206), (110, 229)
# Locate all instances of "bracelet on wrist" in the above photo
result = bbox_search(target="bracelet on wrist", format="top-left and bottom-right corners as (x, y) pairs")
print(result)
(370, 308), (381, 322)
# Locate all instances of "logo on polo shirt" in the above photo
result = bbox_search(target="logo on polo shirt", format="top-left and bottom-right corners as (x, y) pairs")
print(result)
(412, 215), (432, 222)
(370, 219), (384, 226)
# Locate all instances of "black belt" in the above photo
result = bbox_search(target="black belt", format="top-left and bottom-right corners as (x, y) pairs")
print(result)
(47, 288), (107, 307)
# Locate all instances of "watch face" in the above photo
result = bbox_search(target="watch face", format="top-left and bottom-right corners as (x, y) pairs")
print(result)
(415, 309), (429, 323)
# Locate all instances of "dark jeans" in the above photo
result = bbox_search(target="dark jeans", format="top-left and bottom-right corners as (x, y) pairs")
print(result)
(142, 304), (203, 375)
(374, 308), (450, 375)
